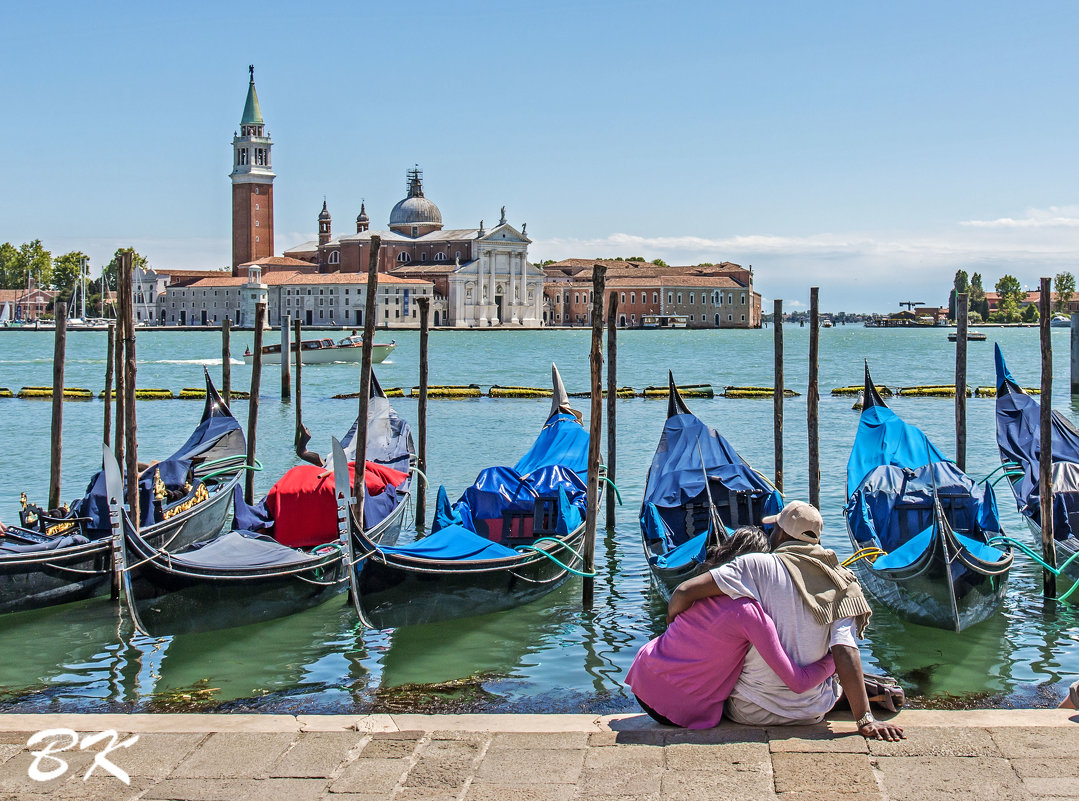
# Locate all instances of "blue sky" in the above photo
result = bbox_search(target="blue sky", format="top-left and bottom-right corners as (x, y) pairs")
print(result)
(1, 1), (1077, 310)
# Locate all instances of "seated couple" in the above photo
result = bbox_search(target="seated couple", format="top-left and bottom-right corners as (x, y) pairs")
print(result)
(626, 500), (904, 741)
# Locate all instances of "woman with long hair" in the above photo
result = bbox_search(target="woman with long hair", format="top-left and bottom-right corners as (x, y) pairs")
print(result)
(626, 526), (837, 728)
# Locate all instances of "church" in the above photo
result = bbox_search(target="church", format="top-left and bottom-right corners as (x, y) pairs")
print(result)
(230, 68), (544, 327)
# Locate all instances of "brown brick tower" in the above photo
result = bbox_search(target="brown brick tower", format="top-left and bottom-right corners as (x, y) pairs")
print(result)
(231, 66), (275, 273)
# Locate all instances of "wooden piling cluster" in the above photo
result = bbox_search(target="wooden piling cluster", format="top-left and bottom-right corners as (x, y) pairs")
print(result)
(583, 265), (606, 607)
(354, 236), (382, 527)
(416, 296), (430, 531)
(48, 302), (67, 509)
(1039, 277), (1056, 598)
(245, 302), (265, 505)
(955, 292), (968, 472)
(808, 287), (820, 509)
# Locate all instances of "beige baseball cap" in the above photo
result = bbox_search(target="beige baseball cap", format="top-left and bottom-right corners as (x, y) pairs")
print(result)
(762, 500), (823, 543)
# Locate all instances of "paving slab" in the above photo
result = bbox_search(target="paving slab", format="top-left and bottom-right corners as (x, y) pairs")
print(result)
(357, 736), (422, 759)
(990, 726), (1079, 759)
(298, 714), (397, 733)
(403, 738), (485, 791)
(664, 742), (771, 773)
(1010, 756), (1079, 778)
(168, 732), (295, 779)
(580, 744), (665, 796)
(771, 752), (879, 796)
(144, 777), (328, 801)
(1021, 775), (1079, 797)
(874, 755), (1031, 801)
(660, 768), (777, 801)
(269, 732), (368, 778)
(0, 713), (300, 733)
(767, 725), (870, 753)
(465, 783), (577, 801)
(486, 731), (590, 750)
(328, 756), (413, 794)
(473, 746), (585, 784)
(866, 727), (1000, 758)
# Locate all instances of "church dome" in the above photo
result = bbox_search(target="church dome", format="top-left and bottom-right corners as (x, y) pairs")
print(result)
(389, 167), (442, 232)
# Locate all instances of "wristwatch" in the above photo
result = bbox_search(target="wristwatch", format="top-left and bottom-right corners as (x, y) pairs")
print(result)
(856, 711), (876, 729)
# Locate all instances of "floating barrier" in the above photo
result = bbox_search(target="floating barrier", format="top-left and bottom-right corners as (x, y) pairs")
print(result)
(412, 384), (482, 399)
(178, 388), (249, 400)
(641, 384), (714, 399)
(973, 386), (1040, 398)
(488, 385), (554, 399)
(0, 388), (11, 398)
(18, 386), (93, 400)
(723, 386), (800, 399)
(832, 385), (893, 397)
(333, 387), (405, 399)
(897, 385), (971, 398)
(100, 388), (176, 400)
(567, 387), (636, 399)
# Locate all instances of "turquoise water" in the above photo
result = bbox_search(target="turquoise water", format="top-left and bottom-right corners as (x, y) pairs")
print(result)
(0, 325), (1077, 712)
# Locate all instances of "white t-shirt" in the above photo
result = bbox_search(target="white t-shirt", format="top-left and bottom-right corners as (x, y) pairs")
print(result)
(710, 552), (858, 721)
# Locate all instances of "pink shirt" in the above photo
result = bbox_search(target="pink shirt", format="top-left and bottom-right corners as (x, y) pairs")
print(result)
(625, 596), (837, 729)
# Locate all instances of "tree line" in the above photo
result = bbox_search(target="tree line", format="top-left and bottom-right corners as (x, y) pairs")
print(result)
(0, 241), (149, 310)
(949, 269), (1075, 324)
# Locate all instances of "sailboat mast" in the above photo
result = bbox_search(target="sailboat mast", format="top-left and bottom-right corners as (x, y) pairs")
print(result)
(80, 256), (87, 321)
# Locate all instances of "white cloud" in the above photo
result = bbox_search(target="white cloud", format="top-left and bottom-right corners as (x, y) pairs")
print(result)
(961, 205), (1079, 229)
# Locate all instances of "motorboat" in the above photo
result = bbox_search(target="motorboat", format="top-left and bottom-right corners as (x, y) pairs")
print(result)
(243, 334), (395, 365)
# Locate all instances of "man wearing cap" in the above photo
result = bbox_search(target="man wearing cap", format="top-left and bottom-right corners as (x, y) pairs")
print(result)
(667, 500), (904, 741)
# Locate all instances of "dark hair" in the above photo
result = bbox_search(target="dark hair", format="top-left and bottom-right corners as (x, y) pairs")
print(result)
(703, 525), (769, 569)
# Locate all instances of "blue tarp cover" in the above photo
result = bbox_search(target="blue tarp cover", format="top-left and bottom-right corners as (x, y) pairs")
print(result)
(378, 524), (520, 561)
(513, 413), (589, 477)
(650, 531), (708, 570)
(846, 404), (948, 499)
(995, 344), (1079, 536)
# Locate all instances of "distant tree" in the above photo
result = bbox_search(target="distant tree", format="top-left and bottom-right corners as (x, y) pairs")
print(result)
(651, 258), (669, 268)
(969, 272), (988, 319)
(0, 240), (52, 290)
(1022, 302), (1040, 323)
(51, 251), (89, 296)
(1055, 271), (1076, 313)
(949, 269), (970, 320)
(992, 274), (1024, 323)
(967, 310), (983, 324)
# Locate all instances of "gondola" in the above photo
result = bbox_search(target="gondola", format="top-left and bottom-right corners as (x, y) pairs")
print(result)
(0, 371), (246, 614)
(844, 364), (1012, 631)
(114, 376), (415, 635)
(351, 364), (597, 629)
(994, 344), (1079, 587)
(640, 372), (782, 599)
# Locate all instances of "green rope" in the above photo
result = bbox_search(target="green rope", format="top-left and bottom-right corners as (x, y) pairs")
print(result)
(985, 535), (1079, 602)
(989, 471), (1025, 488)
(979, 461), (1022, 484)
(516, 536), (597, 578)
(199, 458), (263, 481)
(598, 476), (623, 505)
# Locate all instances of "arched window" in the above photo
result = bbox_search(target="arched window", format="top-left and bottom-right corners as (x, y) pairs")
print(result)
(715, 314), (720, 326)
(653, 292), (658, 304)
(435, 252), (447, 262)
(620, 292), (626, 303)
(397, 252), (411, 263)
(630, 292), (636, 304)
(328, 251), (340, 264)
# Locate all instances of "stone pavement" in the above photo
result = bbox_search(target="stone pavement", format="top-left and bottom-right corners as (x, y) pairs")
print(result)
(0, 709), (1075, 801)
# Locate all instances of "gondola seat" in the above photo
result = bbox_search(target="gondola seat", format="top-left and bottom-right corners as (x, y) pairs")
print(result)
(171, 531), (336, 570)
(0, 533), (90, 555)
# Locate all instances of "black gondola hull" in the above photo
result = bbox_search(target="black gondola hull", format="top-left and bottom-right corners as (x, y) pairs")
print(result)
(355, 525), (586, 629)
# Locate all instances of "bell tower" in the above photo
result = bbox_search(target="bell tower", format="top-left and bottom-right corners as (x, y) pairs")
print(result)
(231, 65), (275, 274)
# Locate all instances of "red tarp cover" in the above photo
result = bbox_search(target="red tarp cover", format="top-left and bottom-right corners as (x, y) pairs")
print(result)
(266, 462), (408, 548)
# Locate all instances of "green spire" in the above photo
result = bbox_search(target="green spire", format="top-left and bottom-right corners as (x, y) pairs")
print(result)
(241, 64), (264, 125)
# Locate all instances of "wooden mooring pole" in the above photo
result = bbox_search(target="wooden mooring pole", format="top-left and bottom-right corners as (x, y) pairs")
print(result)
(221, 316), (231, 406)
(605, 292), (618, 530)
(280, 314), (291, 401)
(808, 287), (820, 509)
(583, 265), (606, 607)
(416, 296), (430, 531)
(113, 259), (126, 470)
(354, 236), (382, 528)
(245, 302), (266, 505)
(1071, 312), (1079, 394)
(773, 299), (784, 492)
(955, 293), (969, 472)
(121, 251), (139, 528)
(1039, 277), (1057, 598)
(103, 322), (114, 447)
(48, 302), (67, 510)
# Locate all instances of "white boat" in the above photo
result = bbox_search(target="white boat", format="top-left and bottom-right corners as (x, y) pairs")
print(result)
(1051, 315), (1072, 327)
(243, 335), (396, 365)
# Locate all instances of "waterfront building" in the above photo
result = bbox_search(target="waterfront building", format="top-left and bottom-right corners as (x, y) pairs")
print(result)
(542, 259), (762, 327)
(285, 169), (545, 327)
(0, 286), (55, 321)
(158, 263), (433, 328)
(133, 267), (231, 323)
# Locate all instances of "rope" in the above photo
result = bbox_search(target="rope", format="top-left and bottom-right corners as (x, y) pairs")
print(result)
(598, 476), (622, 505)
(515, 537), (597, 578)
(199, 458), (262, 482)
(841, 547), (886, 567)
(985, 535), (1079, 601)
